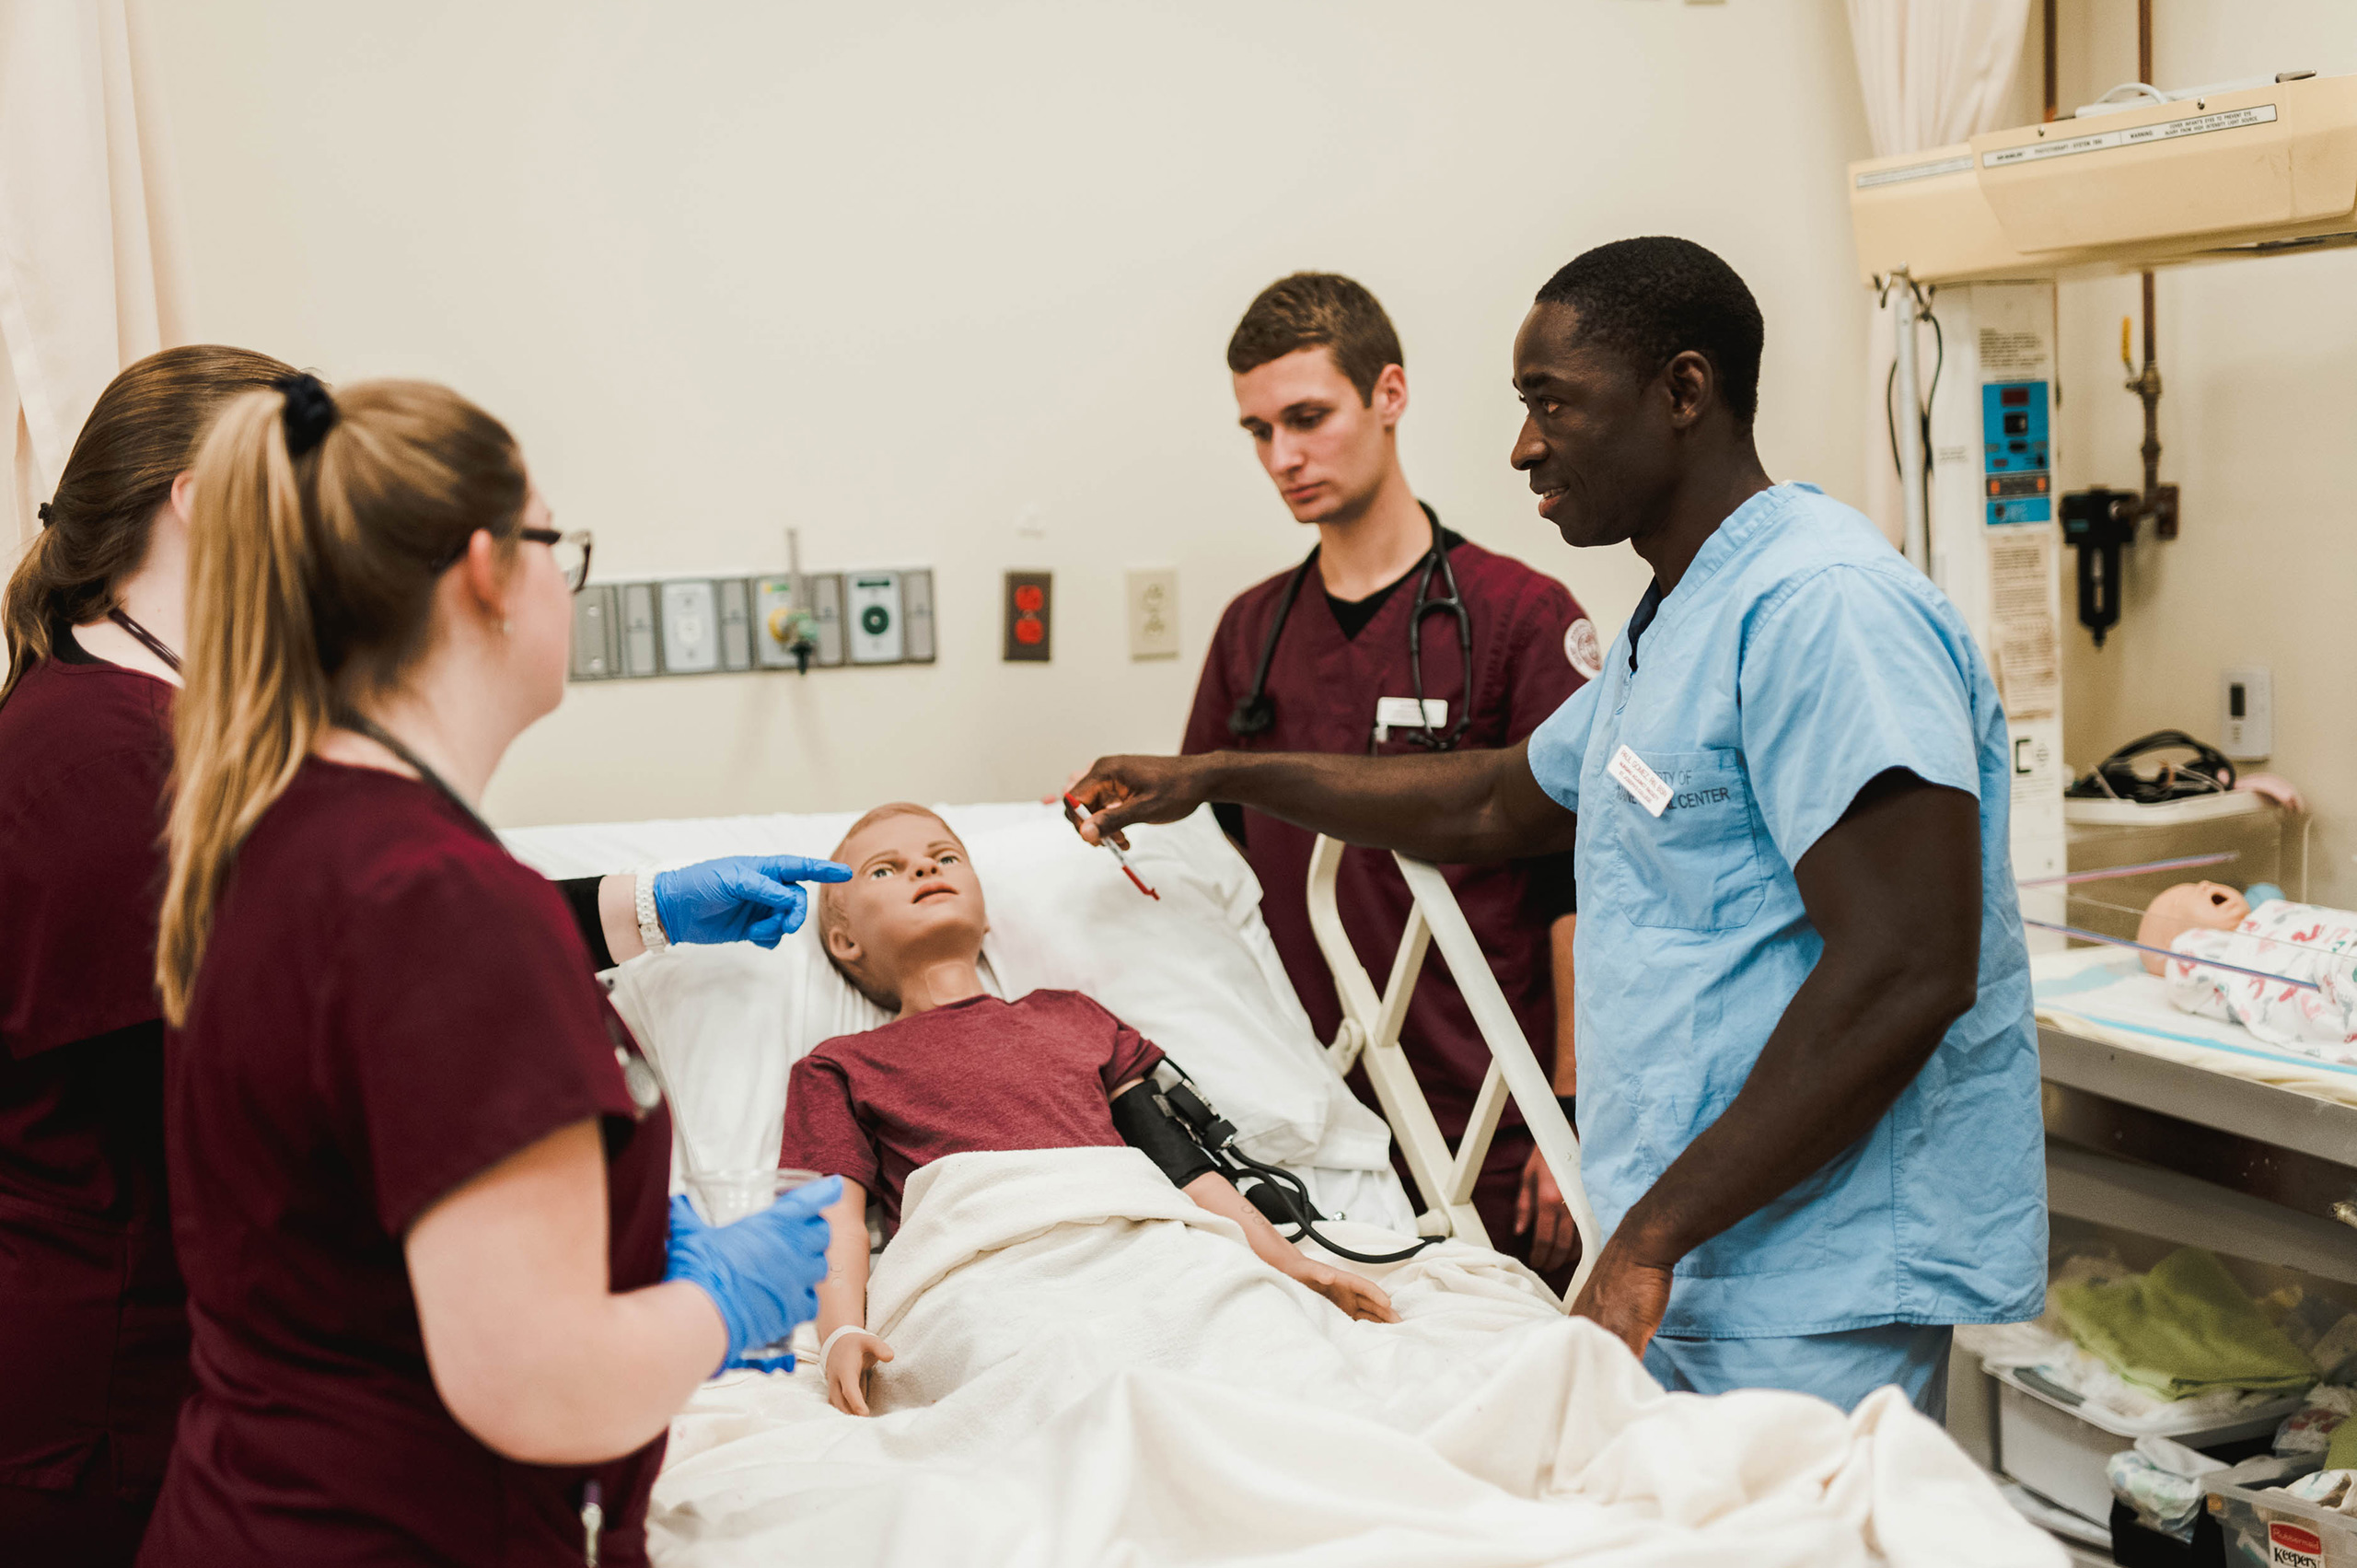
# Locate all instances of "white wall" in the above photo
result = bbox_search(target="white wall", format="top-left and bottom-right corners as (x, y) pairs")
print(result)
(136, 0), (1875, 828)
(2049, 1), (2357, 906)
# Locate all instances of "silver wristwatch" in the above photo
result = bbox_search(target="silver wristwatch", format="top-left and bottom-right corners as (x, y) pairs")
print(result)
(633, 871), (670, 956)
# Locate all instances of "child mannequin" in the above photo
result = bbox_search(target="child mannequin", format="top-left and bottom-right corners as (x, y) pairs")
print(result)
(785, 804), (1397, 1416)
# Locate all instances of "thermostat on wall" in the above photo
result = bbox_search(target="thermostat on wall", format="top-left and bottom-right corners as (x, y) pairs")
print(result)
(2221, 666), (2271, 761)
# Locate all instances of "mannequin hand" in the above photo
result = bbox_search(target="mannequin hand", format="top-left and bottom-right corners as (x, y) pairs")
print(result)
(1063, 755), (1214, 849)
(1568, 1237), (1675, 1359)
(1287, 1258), (1399, 1323)
(824, 1330), (895, 1416)
(1515, 1146), (1584, 1274)
(651, 854), (852, 947)
(664, 1178), (842, 1368)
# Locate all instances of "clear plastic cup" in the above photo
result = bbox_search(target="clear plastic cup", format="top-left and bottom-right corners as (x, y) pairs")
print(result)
(687, 1167), (822, 1227)
(685, 1168), (826, 1366)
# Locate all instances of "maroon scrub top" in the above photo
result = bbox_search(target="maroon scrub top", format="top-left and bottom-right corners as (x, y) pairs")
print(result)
(0, 652), (188, 1511)
(1182, 528), (1588, 1150)
(141, 759), (673, 1567)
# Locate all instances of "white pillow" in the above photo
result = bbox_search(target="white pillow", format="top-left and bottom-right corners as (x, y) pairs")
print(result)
(510, 805), (1389, 1181)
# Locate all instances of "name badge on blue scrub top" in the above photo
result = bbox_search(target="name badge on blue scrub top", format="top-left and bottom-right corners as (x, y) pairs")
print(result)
(1373, 696), (1447, 745)
(1608, 744), (1672, 817)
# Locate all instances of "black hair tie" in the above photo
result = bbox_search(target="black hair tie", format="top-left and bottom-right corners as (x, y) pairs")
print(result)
(273, 372), (338, 459)
(36, 501), (52, 527)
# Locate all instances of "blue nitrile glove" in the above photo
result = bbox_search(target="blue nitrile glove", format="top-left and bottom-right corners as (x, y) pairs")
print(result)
(664, 1175), (842, 1371)
(651, 854), (852, 947)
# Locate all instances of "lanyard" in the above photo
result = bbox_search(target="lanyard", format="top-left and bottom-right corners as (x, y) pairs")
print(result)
(108, 608), (183, 673)
(330, 707), (499, 844)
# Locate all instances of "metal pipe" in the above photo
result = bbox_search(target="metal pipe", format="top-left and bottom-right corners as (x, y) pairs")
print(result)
(2042, 0), (2058, 122)
(1889, 273), (1930, 572)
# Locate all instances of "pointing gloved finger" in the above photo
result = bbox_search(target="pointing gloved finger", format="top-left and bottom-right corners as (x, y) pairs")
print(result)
(753, 854), (853, 886)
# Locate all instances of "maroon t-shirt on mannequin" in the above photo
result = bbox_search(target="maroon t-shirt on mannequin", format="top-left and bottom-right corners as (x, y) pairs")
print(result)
(140, 760), (673, 1567)
(779, 990), (1164, 1229)
(0, 650), (187, 1526)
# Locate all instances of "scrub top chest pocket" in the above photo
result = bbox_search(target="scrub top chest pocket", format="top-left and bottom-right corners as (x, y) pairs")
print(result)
(1601, 749), (1767, 931)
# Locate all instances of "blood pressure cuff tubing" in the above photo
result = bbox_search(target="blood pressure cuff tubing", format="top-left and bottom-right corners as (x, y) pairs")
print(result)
(1111, 1084), (1221, 1191)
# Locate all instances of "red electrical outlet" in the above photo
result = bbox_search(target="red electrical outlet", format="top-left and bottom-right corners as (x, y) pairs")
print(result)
(1003, 571), (1051, 662)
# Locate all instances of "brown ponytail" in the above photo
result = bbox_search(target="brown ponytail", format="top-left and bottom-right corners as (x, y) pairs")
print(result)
(1, 345), (294, 707)
(156, 379), (528, 1024)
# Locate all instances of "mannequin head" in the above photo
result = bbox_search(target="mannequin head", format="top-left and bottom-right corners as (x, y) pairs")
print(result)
(2137, 881), (2250, 975)
(819, 805), (987, 1012)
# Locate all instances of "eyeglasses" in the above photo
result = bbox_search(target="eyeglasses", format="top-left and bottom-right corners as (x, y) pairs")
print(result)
(431, 526), (595, 594)
(524, 528), (594, 594)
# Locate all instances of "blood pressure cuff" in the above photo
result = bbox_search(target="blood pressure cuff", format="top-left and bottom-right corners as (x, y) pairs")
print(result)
(1111, 1082), (1221, 1191)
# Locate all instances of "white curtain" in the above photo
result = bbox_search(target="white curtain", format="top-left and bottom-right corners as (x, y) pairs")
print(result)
(0, 0), (189, 569)
(1845, 0), (2033, 548)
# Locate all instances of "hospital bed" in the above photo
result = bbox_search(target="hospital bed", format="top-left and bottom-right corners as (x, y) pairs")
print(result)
(503, 801), (1597, 1294)
(503, 801), (2053, 1568)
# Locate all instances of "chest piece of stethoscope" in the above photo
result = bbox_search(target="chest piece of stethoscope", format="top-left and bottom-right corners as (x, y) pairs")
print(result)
(614, 1044), (665, 1117)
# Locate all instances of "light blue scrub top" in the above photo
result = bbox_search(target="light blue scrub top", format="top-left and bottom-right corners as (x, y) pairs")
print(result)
(1527, 483), (2046, 1338)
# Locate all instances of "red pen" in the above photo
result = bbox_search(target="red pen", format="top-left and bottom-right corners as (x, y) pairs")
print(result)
(1063, 794), (1159, 900)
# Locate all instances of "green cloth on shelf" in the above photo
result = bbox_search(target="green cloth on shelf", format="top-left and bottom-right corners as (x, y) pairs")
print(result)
(2328, 1412), (2357, 1473)
(2054, 1248), (2317, 1401)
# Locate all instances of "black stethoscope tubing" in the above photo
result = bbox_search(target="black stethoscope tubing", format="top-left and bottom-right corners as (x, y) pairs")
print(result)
(1227, 503), (1474, 752)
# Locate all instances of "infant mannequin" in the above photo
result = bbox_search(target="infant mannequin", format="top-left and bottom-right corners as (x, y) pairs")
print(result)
(789, 804), (1398, 1417)
(2135, 881), (2248, 976)
(2140, 880), (2357, 1056)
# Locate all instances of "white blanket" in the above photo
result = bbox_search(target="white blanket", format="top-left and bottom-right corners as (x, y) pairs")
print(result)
(652, 1148), (2058, 1567)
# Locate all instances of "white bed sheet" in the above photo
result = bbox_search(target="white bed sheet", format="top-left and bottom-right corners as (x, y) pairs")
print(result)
(650, 1146), (2060, 1568)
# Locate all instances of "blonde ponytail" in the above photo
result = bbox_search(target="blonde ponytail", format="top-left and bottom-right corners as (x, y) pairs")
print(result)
(156, 379), (527, 1023)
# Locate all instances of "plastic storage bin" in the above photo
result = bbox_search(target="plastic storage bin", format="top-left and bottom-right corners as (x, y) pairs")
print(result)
(2210, 1477), (2357, 1566)
(1994, 1365), (2306, 1525)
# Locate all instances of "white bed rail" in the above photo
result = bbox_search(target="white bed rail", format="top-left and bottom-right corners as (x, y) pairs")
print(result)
(1305, 834), (1599, 1301)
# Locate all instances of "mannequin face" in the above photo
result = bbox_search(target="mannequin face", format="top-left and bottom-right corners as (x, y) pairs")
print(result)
(2136, 880), (2251, 975)
(821, 809), (988, 1003)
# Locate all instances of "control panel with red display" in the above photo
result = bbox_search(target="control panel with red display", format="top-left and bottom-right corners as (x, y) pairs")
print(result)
(1980, 379), (2051, 525)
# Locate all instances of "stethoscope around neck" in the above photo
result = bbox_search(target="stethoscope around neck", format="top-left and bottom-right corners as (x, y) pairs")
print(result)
(1227, 501), (1474, 751)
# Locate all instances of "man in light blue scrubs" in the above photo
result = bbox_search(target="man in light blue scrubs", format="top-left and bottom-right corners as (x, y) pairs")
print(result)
(1068, 238), (2046, 1416)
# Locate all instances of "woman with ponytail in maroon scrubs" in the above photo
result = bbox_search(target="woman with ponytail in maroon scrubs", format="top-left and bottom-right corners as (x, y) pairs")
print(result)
(0, 346), (295, 1562)
(3, 356), (842, 1566)
(139, 376), (835, 1566)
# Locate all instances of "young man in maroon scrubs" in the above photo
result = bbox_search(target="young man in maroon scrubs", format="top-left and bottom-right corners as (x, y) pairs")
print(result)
(787, 804), (1398, 1418)
(141, 376), (839, 1567)
(1184, 275), (1594, 1277)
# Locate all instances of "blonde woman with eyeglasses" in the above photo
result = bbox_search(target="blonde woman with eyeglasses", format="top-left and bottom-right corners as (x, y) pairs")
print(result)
(138, 376), (842, 1566)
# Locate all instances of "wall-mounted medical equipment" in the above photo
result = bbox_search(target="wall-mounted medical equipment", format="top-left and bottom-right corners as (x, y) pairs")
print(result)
(1847, 71), (2357, 287)
(1913, 282), (2068, 927)
(1849, 70), (2357, 928)
(570, 566), (935, 680)
(2058, 486), (2136, 647)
